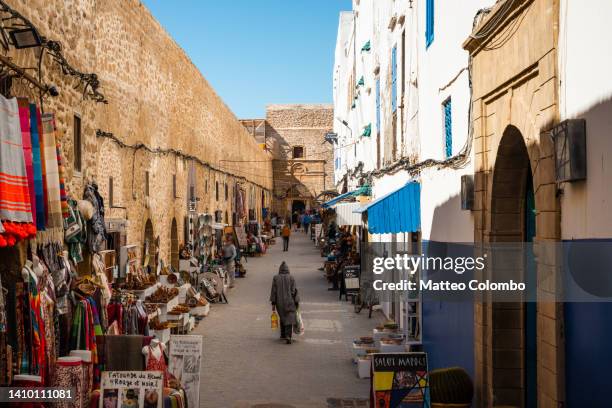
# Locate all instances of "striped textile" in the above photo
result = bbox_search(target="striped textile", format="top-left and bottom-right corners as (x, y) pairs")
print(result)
(40, 113), (63, 242)
(57, 138), (69, 219)
(29, 103), (45, 231)
(36, 107), (48, 226)
(17, 98), (35, 226)
(0, 95), (33, 223)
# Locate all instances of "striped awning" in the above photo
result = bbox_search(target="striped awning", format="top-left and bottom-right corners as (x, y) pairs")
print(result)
(335, 202), (363, 226)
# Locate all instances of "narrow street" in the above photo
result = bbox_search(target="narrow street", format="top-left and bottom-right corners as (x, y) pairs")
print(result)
(196, 233), (377, 408)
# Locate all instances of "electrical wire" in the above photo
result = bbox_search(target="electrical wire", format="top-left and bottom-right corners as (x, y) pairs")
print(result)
(96, 130), (272, 192)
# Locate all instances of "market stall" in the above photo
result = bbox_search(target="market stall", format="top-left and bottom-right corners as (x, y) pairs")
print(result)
(0, 95), (220, 407)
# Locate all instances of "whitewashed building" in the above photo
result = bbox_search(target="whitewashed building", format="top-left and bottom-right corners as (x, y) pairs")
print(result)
(332, 0), (494, 376)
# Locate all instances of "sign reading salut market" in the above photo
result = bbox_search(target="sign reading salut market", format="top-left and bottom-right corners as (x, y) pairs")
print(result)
(371, 352), (429, 408)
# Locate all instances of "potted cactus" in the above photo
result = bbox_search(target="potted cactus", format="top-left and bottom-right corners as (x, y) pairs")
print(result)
(429, 367), (474, 408)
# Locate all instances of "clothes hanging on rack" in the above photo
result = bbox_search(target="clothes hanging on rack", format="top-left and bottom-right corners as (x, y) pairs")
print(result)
(83, 182), (107, 253)
(17, 98), (35, 228)
(40, 114), (63, 243)
(65, 198), (86, 263)
(0, 95), (32, 224)
(22, 260), (47, 382)
(144, 343), (169, 387)
(29, 103), (45, 232)
(0, 95), (37, 247)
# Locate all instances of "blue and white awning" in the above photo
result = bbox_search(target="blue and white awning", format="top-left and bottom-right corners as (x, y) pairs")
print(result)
(353, 181), (420, 234)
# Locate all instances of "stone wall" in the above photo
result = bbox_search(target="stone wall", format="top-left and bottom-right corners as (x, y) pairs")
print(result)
(264, 104), (334, 216)
(464, 0), (563, 407)
(4, 0), (272, 262)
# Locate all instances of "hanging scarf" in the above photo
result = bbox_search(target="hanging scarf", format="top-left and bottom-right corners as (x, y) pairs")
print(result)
(18, 98), (36, 226)
(0, 95), (36, 247)
(70, 301), (84, 350)
(56, 139), (69, 219)
(29, 104), (45, 231)
(0, 94), (32, 223)
(86, 297), (101, 385)
(36, 107), (48, 228)
(38, 113), (63, 243)
(0, 96), (33, 247)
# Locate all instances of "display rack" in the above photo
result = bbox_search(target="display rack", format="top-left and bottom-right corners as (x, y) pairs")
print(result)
(119, 244), (139, 278)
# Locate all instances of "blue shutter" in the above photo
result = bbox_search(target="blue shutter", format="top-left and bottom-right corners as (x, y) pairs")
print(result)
(426, 0), (434, 48)
(375, 79), (381, 134)
(391, 46), (397, 112)
(443, 98), (452, 158)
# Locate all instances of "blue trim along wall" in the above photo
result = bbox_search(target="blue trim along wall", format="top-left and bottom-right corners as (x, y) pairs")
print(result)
(564, 238), (612, 407)
(422, 300), (474, 378)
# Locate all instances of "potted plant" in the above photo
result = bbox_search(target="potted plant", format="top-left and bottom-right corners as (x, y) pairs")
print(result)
(429, 367), (474, 408)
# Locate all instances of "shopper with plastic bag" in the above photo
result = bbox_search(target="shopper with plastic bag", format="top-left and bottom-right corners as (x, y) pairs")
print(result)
(294, 308), (305, 336)
(270, 261), (300, 344)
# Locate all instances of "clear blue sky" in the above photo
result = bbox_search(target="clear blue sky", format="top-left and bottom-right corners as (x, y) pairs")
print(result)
(142, 0), (351, 118)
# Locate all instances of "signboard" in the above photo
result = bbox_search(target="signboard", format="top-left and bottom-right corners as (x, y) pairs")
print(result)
(168, 335), (203, 408)
(371, 352), (429, 408)
(315, 224), (322, 240)
(235, 228), (249, 248)
(343, 265), (361, 291)
(100, 371), (164, 408)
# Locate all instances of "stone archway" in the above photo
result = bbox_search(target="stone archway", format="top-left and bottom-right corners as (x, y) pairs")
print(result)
(170, 218), (179, 270)
(143, 219), (156, 269)
(489, 125), (537, 408)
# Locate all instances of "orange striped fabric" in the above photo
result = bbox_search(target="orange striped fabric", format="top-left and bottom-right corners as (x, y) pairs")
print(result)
(0, 95), (33, 223)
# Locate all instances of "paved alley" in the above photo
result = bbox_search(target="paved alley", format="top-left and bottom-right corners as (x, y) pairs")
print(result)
(196, 232), (378, 407)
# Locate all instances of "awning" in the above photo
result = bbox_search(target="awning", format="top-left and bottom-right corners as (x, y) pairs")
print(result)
(351, 184), (371, 197)
(335, 202), (363, 226)
(353, 181), (420, 234)
(321, 190), (355, 208)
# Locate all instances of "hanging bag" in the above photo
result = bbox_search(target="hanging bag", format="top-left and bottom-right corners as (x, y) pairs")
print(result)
(271, 311), (279, 329)
(293, 309), (304, 335)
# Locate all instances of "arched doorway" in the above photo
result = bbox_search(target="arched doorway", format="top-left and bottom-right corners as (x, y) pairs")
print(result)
(143, 219), (156, 270)
(490, 126), (537, 407)
(291, 200), (305, 214)
(170, 218), (179, 270)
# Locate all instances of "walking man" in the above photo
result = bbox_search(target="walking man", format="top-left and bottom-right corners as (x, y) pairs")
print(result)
(270, 261), (300, 344)
(222, 236), (237, 288)
(281, 224), (291, 251)
(303, 212), (311, 234)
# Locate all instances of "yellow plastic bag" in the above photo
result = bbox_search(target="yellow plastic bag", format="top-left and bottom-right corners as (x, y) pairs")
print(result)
(271, 311), (279, 329)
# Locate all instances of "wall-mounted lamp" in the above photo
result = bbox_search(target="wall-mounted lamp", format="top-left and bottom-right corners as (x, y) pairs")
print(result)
(461, 175), (474, 211)
(551, 119), (587, 183)
(9, 27), (41, 49)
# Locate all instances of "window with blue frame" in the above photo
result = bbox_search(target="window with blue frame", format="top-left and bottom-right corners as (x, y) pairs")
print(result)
(391, 46), (398, 113)
(443, 98), (452, 158)
(426, 0), (434, 48)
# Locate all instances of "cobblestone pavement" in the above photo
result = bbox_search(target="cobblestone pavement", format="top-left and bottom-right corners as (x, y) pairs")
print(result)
(195, 231), (379, 407)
